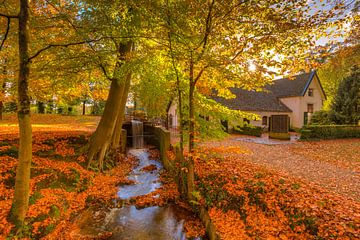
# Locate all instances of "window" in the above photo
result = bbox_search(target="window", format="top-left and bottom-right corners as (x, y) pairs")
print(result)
(308, 88), (314, 97)
(307, 104), (314, 113)
(262, 116), (268, 126)
(304, 112), (308, 125)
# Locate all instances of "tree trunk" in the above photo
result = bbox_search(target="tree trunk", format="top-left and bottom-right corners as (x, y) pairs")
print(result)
(37, 101), (45, 114)
(1, 59), (7, 121)
(111, 73), (131, 150)
(87, 41), (133, 170)
(82, 101), (86, 115)
(10, 0), (33, 231)
(187, 59), (195, 200)
(0, 101), (3, 120)
(86, 79), (124, 170)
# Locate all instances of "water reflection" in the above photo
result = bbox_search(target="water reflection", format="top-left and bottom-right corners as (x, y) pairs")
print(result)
(110, 149), (195, 240)
(106, 206), (186, 240)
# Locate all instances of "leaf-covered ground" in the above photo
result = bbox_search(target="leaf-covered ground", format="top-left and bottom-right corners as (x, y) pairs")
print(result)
(188, 136), (360, 239)
(0, 130), (137, 239)
(0, 114), (204, 239)
(211, 135), (360, 201)
(290, 138), (360, 172)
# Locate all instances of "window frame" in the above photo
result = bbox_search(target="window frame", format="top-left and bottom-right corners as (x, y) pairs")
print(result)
(308, 88), (314, 97)
(262, 116), (268, 126)
(307, 103), (314, 113)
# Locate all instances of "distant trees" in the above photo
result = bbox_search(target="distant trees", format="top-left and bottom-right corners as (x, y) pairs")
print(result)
(318, 45), (360, 109)
(311, 66), (360, 125)
(331, 66), (360, 124)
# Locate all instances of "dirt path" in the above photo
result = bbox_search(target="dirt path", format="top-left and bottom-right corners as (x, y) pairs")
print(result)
(204, 136), (360, 201)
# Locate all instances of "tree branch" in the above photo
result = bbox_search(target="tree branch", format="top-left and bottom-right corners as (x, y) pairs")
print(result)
(196, 0), (215, 62)
(28, 38), (104, 61)
(0, 16), (10, 52)
(194, 65), (209, 85)
(0, 12), (18, 18)
(98, 62), (114, 81)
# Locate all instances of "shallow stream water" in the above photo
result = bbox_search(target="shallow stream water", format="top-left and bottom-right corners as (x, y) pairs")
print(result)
(104, 149), (195, 240)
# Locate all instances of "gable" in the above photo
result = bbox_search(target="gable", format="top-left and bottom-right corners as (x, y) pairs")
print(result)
(302, 73), (327, 100)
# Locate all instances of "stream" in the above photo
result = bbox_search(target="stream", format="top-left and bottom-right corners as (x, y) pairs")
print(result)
(103, 148), (196, 240)
(72, 121), (203, 239)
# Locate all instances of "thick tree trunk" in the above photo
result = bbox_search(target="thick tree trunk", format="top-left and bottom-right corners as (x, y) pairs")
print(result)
(86, 79), (124, 169)
(10, 0), (33, 230)
(187, 60), (195, 200)
(87, 41), (133, 170)
(111, 73), (131, 150)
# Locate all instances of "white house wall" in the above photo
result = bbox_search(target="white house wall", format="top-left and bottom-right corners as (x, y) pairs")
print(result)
(279, 97), (301, 128)
(168, 101), (179, 128)
(280, 75), (325, 128)
(299, 75), (324, 125)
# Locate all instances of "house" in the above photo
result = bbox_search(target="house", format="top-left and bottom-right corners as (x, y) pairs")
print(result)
(167, 71), (326, 130)
(167, 100), (180, 129)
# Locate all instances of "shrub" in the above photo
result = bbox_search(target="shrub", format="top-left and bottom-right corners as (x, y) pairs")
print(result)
(234, 125), (262, 137)
(300, 125), (360, 140)
(91, 101), (106, 115)
(309, 110), (334, 125)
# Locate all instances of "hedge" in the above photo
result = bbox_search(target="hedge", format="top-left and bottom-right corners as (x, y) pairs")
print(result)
(234, 125), (263, 137)
(300, 125), (360, 140)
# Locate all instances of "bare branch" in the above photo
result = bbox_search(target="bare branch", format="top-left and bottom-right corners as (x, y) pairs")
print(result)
(28, 38), (105, 61)
(0, 16), (10, 52)
(195, 0), (215, 62)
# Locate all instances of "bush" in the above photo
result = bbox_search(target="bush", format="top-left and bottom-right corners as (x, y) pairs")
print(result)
(300, 125), (360, 140)
(309, 110), (334, 125)
(91, 101), (106, 115)
(4, 102), (17, 113)
(234, 125), (263, 137)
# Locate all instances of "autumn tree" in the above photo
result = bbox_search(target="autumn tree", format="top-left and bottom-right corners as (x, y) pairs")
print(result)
(0, 0), (101, 231)
(318, 45), (360, 108)
(158, 0), (350, 200)
(317, 1), (360, 108)
(65, 0), (142, 169)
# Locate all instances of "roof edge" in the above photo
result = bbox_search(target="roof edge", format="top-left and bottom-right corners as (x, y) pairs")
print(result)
(301, 71), (316, 96)
(314, 72), (327, 100)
